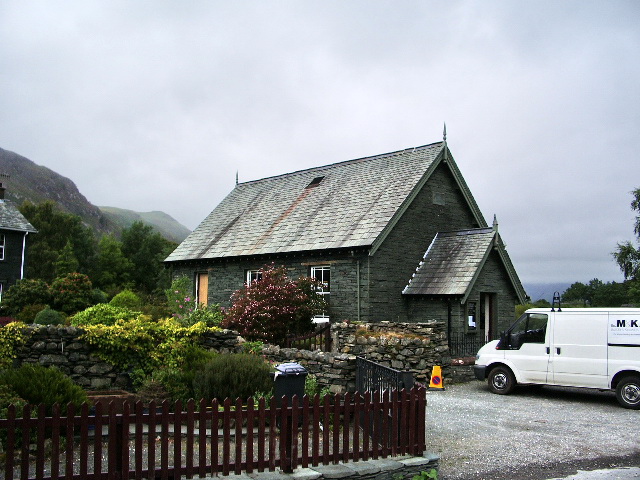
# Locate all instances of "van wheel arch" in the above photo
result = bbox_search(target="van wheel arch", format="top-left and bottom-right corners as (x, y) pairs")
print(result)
(611, 370), (640, 390)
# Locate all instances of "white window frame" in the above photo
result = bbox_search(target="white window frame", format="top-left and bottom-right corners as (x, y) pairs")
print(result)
(311, 265), (330, 322)
(0, 234), (5, 261)
(246, 269), (262, 285)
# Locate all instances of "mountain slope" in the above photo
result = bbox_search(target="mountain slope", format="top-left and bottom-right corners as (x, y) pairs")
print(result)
(0, 147), (116, 234)
(0, 146), (190, 241)
(99, 206), (190, 243)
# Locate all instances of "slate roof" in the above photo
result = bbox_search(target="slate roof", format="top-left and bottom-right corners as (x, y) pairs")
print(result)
(403, 227), (526, 303)
(167, 142), (486, 262)
(0, 199), (37, 233)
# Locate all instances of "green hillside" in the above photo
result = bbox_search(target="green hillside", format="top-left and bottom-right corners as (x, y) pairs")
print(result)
(0, 146), (190, 242)
(99, 207), (190, 243)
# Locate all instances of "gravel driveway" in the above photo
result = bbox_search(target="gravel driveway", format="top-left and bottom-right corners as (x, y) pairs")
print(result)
(425, 380), (640, 480)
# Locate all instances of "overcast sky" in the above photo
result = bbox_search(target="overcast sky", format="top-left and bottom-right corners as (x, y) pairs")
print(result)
(1, 1), (639, 285)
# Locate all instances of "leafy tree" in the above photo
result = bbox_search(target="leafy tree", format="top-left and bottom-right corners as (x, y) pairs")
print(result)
(562, 281), (592, 306)
(20, 201), (97, 281)
(222, 264), (325, 344)
(94, 234), (133, 292)
(121, 221), (175, 294)
(562, 278), (629, 307)
(54, 240), (80, 276)
(613, 187), (640, 281)
(1, 279), (51, 316)
(592, 281), (628, 307)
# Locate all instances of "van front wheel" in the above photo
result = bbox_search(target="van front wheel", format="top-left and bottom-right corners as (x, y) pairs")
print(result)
(488, 366), (516, 395)
(616, 376), (640, 409)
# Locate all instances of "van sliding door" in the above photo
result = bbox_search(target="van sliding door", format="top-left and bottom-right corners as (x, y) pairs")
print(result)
(550, 312), (608, 388)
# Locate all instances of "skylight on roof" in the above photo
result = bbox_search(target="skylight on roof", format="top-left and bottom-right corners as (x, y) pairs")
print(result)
(306, 176), (325, 188)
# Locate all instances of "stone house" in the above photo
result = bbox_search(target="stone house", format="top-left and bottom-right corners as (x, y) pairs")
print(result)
(0, 174), (37, 302)
(165, 140), (526, 343)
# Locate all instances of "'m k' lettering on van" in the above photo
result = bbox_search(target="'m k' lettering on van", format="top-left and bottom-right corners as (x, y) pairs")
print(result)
(614, 319), (639, 328)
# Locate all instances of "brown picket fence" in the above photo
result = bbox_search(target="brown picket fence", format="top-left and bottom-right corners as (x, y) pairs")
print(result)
(0, 386), (426, 480)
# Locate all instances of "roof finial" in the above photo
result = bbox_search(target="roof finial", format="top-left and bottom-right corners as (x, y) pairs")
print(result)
(235, 171), (238, 186)
(442, 122), (449, 160)
(493, 214), (498, 232)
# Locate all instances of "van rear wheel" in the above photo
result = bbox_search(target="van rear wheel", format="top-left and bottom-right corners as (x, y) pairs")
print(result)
(488, 366), (516, 395)
(616, 376), (640, 409)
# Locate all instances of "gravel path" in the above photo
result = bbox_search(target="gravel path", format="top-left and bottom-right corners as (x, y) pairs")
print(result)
(425, 381), (640, 480)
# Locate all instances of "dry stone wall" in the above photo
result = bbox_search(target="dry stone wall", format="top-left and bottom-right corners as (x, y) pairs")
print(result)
(329, 320), (451, 383)
(10, 325), (244, 390)
(10, 320), (454, 392)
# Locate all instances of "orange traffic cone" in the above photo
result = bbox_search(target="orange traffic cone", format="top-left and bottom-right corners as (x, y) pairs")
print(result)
(428, 365), (445, 391)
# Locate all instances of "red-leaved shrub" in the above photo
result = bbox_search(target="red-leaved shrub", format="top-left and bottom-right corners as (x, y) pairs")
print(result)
(222, 264), (325, 344)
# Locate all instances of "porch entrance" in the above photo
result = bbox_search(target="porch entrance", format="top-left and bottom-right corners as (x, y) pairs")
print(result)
(479, 292), (495, 340)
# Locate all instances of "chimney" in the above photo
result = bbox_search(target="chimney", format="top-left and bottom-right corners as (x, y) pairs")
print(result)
(0, 174), (9, 200)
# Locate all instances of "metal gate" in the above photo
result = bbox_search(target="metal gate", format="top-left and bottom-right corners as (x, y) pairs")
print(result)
(356, 356), (414, 393)
(355, 356), (416, 449)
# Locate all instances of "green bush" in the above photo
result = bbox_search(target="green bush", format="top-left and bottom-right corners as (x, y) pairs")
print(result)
(81, 317), (214, 376)
(2, 279), (51, 316)
(0, 364), (88, 414)
(0, 383), (29, 450)
(34, 307), (65, 326)
(0, 323), (34, 368)
(165, 276), (196, 321)
(304, 374), (331, 399)
(50, 273), (93, 315)
(109, 289), (143, 310)
(0, 383), (27, 418)
(135, 346), (218, 404)
(16, 304), (47, 323)
(71, 303), (141, 327)
(178, 304), (224, 327)
(91, 288), (109, 305)
(193, 354), (274, 402)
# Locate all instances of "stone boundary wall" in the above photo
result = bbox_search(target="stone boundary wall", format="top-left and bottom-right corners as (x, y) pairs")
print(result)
(329, 321), (451, 383)
(11, 325), (244, 390)
(10, 321), (456, 392)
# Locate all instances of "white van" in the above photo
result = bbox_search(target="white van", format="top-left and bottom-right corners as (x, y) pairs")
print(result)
(474, 308), (640, 409)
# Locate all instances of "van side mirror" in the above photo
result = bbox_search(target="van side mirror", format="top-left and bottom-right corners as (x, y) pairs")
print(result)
(496, 331), (507, 350)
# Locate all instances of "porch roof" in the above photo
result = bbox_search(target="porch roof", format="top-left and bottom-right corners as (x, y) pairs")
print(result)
(403, 227), (526, 304)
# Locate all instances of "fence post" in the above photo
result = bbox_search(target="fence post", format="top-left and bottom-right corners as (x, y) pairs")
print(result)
(400, 371), (414, 390)
(115, 416), (124, 480)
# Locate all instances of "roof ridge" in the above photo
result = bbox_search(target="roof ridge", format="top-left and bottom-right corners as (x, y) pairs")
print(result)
(236, 142), (444, 187)
(438, 227), (494, 237)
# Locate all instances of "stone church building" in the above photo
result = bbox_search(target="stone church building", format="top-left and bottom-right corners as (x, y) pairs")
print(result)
(165, 140), (526, 344)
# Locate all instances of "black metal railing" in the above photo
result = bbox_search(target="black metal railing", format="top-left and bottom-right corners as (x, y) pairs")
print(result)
(448, 332), (492, 357)
(356, 356), (414, 393)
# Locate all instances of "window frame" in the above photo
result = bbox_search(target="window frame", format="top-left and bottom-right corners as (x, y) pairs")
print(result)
(466, 301), (477, 331)
(310, 265), (331, 322)
(0, 234), (5, 261)
(246, 269), (263, 286)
